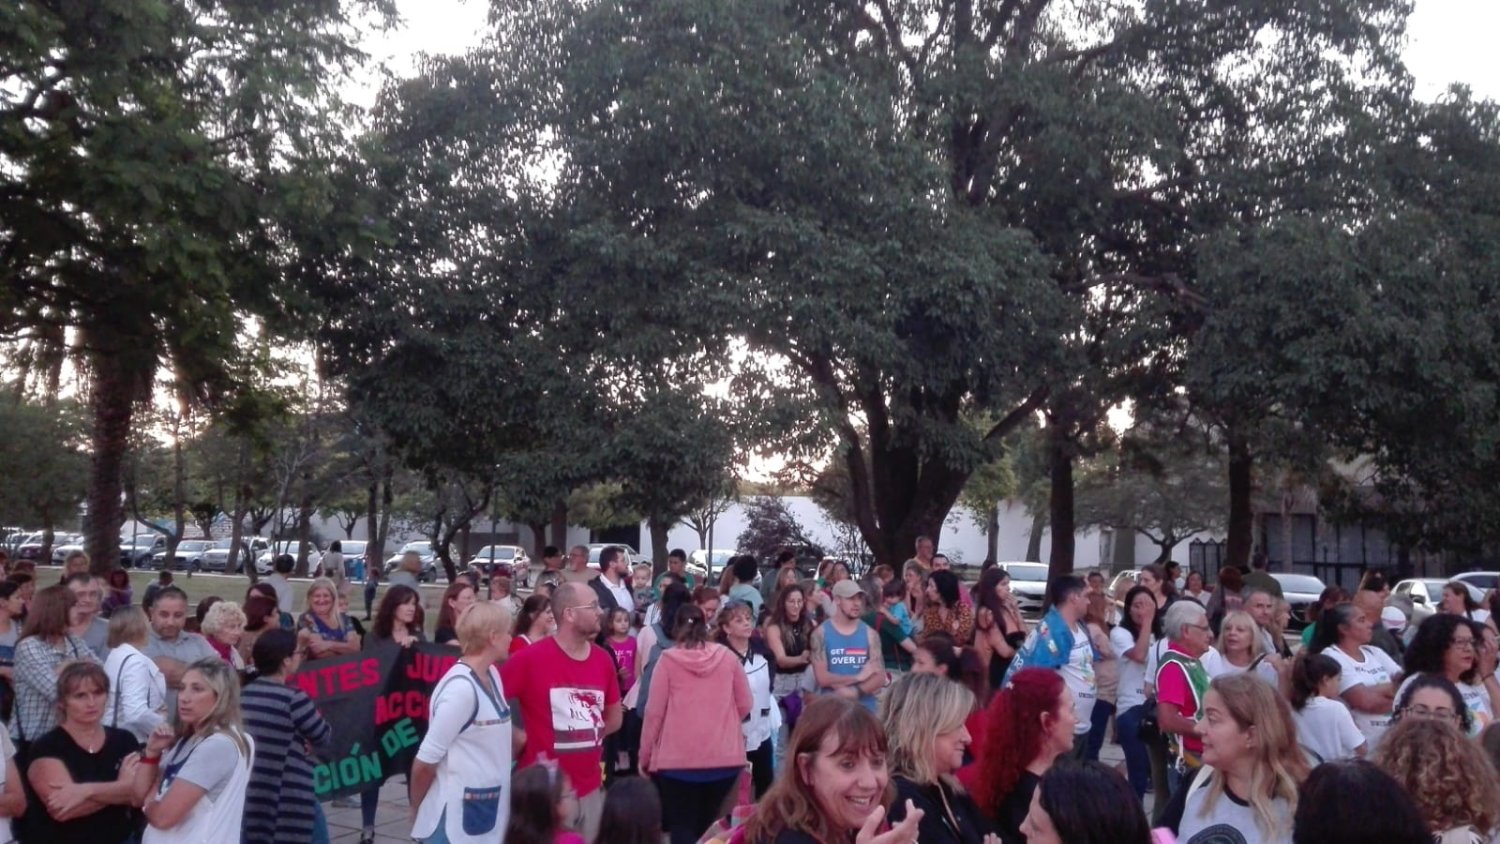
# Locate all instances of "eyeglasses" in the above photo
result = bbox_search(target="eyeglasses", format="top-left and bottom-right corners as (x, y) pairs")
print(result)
(1404, 705), (1461, 723)
(568, 602), (601, 614)
(1451, 637), (1477, 649)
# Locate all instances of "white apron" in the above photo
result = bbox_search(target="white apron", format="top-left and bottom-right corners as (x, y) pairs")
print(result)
(413, 664), (514, 843)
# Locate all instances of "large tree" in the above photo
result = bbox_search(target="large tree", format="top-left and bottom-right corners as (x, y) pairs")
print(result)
(1, 0), (393, 574)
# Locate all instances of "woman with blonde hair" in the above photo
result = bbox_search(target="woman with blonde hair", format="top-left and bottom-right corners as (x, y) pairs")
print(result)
(137, 658), (254, 842)
(1375, 716), (1500, 843)
(1210, 610), (1278, 686)
(881, 672), (997, 843)
(410, 600), (514, 844)
(102, 606), (167, 742)
(1161, 673), (1308, 844)
(296, 578), (361, 660)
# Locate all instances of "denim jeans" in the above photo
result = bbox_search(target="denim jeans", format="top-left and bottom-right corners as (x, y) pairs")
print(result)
(1114, 704), (1153, 798)
(1086, 699), (1116, 762)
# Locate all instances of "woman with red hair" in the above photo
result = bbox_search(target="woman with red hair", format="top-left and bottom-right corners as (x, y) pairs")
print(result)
(959, 667), (1078, 844)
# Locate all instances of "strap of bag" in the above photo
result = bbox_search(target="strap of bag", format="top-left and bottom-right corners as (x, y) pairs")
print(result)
(112, 652), (137, 726)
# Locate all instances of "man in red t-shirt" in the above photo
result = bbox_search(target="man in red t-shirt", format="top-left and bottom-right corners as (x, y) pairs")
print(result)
(1153, 598), (1213, 819)
(503, 582), (622, 840)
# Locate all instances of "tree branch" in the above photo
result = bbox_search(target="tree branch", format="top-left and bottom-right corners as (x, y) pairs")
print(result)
(982, 386), (1050, 444)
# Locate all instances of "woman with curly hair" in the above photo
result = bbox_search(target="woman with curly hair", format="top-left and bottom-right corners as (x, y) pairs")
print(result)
(1375, 716), (1500, 843)
(1396, 614), (1499, 735)
(960, 668), (1076, 844)
(1158, 673), (1308, 844)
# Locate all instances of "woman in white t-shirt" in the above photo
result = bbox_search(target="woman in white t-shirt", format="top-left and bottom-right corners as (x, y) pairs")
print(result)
(138, 658), (255, 843)
(1311, 603), (1403, 752)
(1394, 614), (1500, 736)
(1289, 652), (1365, 763)
(1209, 611), (1280, 687)
(1166, 673), (1308, 844)
(1109, 585), (1159, 798)
(411, 601), (514, 844)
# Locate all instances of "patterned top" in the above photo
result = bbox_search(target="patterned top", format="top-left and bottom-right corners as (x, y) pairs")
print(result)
(11, 634), (100, 743)
(241, 676), (333, 844)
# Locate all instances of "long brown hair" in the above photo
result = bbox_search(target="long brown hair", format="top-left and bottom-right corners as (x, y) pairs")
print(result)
(434, 581), (474, 632)
(21, 584), (75, 641)
(742, 696), (895, 842)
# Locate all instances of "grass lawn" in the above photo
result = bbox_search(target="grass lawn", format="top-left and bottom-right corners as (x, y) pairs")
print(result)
(114, 567), (452, 634)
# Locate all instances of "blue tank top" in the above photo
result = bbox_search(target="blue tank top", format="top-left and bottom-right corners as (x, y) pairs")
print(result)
(819, 619), (876, 711)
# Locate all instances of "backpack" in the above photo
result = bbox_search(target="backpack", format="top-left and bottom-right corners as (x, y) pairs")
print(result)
(633, 622), (673, 714)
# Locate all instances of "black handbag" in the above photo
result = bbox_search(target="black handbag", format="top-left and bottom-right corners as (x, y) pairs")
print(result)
(1137, 697), (1162, 743)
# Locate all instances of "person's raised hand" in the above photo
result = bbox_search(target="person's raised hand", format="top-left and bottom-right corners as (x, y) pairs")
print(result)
(855, 800), (924, 844)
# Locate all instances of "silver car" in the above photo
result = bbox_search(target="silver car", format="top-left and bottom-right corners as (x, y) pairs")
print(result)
(997, 562), (1050, 616)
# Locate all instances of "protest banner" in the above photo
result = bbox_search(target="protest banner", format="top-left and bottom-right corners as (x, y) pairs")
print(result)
(289, 641), (461, 799)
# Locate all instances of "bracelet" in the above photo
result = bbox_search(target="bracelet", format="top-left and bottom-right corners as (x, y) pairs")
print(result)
(141, 755), (160, 765)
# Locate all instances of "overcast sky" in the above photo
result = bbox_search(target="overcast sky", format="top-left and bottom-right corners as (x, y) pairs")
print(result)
(359, 0), (1499, 104)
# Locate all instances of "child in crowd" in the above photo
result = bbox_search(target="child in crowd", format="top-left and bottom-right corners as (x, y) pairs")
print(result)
(604, 607), (642, 780)
(1290, 652), (1366, 763)
(605, 607), (638, 696)
(880, 579), (915, 637)
(592, 776), (662, 844)
(505, 763), (585, 844)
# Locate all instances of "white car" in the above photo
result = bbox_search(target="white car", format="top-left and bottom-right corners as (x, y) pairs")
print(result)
(1453, 571), (1500, 596)
(255, 541), (319, 576)
(997, 561), (1050, 616)
(468, 545), (531, 574)
(689, 549), (735, 580)
(1268, 572), (1327, 629)
(587, 544), (640, 566)
(1396, 578), (1485, 623)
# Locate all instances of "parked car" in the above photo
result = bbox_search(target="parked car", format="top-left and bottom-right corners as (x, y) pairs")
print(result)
(15, 531), (49, 561)
(1107, 569), (1141, 599)
(120, 534), (167, 568)
(50, 534), (87, 564)
(255, 541), (320, 576)
(199, 537), (268, 573)
(315, 540), (369, 578)
(996, 561), (1050, 617)
(1397, 578), (1486, 624)
(587, 543), (641, 566)
(466, 545), (530, 575)
(152, 539), (216, 572)
(384, 540), (440, 582)
(1268, 572), (1327, 630)
(689, 549), (735, 580)
(1452, 571), (1500, 596)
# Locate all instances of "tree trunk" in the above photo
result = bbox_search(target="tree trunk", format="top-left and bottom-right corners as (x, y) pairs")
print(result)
(1226, 431), (1254, 572)
(230, 484), (252, 581)
(39, 523), (55, 570)
(1026, 508), (1047, 562)
(527, 521), (548, 558)
(372, 466), (393, 572)
(985, 503), (1000, 563)
(168, 431), (187, 559)
(84, 355), (137, 576)
(366, 479), (380, 562)
(648, 517), (671, 576)
(1047, 423), (1075, 576)
(294, 500), (314, 577)
(550, 501), (569, 549)
(1279, 488), (1294, 573)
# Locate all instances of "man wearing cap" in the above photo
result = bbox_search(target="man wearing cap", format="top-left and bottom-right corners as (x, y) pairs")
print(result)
(810, 579), (885, 712)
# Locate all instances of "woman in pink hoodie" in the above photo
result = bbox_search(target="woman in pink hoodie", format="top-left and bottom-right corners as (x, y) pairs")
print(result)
(639, 603), (753, 844)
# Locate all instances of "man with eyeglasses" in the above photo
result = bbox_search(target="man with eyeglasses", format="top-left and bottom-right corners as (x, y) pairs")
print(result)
(561, 544), (597, 584)
(1153, 599), (1215, 809)
(502, 582), (623, 840)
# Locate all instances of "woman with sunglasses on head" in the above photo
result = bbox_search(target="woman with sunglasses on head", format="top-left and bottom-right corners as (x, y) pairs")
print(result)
(1396, 613), (1499, 735)
(881, 672), (998, 844)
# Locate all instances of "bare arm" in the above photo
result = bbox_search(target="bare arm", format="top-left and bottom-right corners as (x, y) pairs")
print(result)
(0, 757), (23, 818)
(857, 628), (886, 695)
(765, 625), (810, 672)
(1157, 701), (1198, 738)
(1341, 683), (1395, 714)
(30, 755), (142, 822)
(409, 759), (438, 816)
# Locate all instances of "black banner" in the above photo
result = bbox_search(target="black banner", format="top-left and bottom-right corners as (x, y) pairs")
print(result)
(287, 641), (462, 800)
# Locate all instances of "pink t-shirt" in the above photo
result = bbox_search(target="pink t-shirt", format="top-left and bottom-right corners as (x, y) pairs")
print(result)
(1156, 648), (1205, 755)
(501, 637), (622, 796)
(556, 833), (586, 844)
(607, 635), (638, 694)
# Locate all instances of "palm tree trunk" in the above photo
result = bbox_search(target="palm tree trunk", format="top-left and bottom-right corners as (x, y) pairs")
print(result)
(84, 354), (138, 576)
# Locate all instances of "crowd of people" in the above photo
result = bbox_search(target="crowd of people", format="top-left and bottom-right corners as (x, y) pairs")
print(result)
(3, 542), (1500, 843)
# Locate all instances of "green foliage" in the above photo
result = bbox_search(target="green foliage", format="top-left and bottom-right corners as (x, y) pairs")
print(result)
(0, 395), (88, 528)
